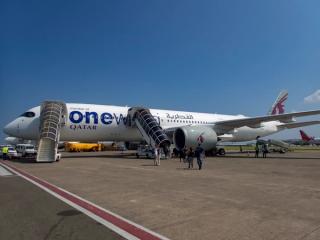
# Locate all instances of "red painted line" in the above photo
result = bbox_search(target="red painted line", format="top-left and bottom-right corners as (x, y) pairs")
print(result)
(0, 161), (163, 240)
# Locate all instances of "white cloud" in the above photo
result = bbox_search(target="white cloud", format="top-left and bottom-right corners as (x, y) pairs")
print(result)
(304, 89), (320, 104)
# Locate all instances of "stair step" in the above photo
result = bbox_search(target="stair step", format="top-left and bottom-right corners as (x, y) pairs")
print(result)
(129, 108), (170, 153)
(36, 101), (67, 162)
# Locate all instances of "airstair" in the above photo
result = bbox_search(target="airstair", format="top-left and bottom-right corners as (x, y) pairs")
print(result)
(127, 107), (171, 154)
(257, 139), (290, 153)
(36, 101), (67, 162)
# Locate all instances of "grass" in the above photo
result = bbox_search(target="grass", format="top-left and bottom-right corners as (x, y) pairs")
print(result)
(222, 145), (320, 152)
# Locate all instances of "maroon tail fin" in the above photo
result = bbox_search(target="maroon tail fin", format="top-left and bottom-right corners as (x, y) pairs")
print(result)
(299, 130), (314, 142)
(269, 90), (288, 115)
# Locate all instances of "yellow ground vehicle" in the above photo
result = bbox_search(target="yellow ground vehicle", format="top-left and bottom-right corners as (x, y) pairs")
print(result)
(65, 142), (103, 152)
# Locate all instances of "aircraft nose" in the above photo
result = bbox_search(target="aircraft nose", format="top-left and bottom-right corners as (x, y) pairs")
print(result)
(3, 121), (17, 136)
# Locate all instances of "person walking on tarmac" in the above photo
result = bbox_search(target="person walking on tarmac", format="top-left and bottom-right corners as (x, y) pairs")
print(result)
(154, 145), (161, 166)
(183, 147), (187, 163)
(2, 146), (9, 160)
(156, 146), (161, 166)
(255, 144), (259, 158)
(154, 146), (158, 166)
(179, 149), (185, 162)
(195, 144), (204, 170)
(262, 143), (268, 158)
(255, 137), (260, 158)
(187, 147), (194, 169)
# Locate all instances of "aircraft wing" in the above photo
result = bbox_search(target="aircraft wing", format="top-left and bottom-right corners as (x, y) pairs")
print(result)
(213, 110), (320, 132)
(277, 120), (320, 129)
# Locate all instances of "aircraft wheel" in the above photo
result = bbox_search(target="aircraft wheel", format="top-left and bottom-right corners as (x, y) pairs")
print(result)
(218, 148), (226, 156)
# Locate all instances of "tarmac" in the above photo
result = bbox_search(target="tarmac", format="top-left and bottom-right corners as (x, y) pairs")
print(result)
(1, 150), (320, 240)
(0, 165), (124, 240)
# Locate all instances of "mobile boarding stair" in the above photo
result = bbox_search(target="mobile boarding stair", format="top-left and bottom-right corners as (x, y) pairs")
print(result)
(36, 101), (67, 162)
(127, 107), (171, 155)
(257, 139), (291, 153)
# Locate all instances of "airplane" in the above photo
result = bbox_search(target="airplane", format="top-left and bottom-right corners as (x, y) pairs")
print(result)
(282, 138), (305, 146)
(3, 91), (320, 159)
(299, 130), (320, 145)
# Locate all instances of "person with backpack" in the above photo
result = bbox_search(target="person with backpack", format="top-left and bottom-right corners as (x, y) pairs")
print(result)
(195, 144), (204, 170)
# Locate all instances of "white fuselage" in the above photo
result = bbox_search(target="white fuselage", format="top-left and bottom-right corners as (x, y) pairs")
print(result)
(5, 103), (281, 143)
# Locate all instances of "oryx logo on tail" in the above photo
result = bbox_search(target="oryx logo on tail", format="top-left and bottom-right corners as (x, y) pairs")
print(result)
(268, 90), (288, 115)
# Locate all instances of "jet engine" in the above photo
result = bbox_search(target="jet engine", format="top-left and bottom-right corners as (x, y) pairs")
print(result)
(173, 126), (218, 150)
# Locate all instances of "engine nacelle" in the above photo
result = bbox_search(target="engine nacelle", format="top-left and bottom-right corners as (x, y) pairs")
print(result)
(173, 126), (218, 150)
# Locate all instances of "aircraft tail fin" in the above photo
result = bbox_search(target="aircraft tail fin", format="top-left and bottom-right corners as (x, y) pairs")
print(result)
(299, 130), (314, 142)
(268, 90), (288, 115)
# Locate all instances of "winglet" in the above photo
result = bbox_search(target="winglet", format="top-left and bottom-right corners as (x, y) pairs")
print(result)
(268, 90), (288, 115)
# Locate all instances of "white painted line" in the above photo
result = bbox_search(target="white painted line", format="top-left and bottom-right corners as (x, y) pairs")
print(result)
(0, 165), (13, 176)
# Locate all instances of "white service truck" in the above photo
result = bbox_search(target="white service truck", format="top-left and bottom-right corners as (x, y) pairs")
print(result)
(16, 144), (37, 157)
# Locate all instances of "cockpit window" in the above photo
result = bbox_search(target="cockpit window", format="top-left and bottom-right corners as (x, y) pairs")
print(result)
(20, 111), (35, 118)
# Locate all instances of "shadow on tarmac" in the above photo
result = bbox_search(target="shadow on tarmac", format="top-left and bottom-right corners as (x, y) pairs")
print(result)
(62, 153), (135, 159)
(218, 155), (320, 160)
(7, 152), (319, 166)
(6, 158), (38, 164)
(175, 168), (200, 170)
(57, 209), (82, 217)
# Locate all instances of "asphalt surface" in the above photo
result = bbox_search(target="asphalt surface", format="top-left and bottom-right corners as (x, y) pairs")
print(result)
(1, 150), (320, 240)
(0, 167), (124, 240)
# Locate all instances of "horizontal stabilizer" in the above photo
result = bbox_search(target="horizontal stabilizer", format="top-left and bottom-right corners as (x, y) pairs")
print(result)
(278, 121), (320, 129)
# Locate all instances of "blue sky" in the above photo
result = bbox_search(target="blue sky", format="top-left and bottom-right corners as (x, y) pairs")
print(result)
(1, 0), (319, 142)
